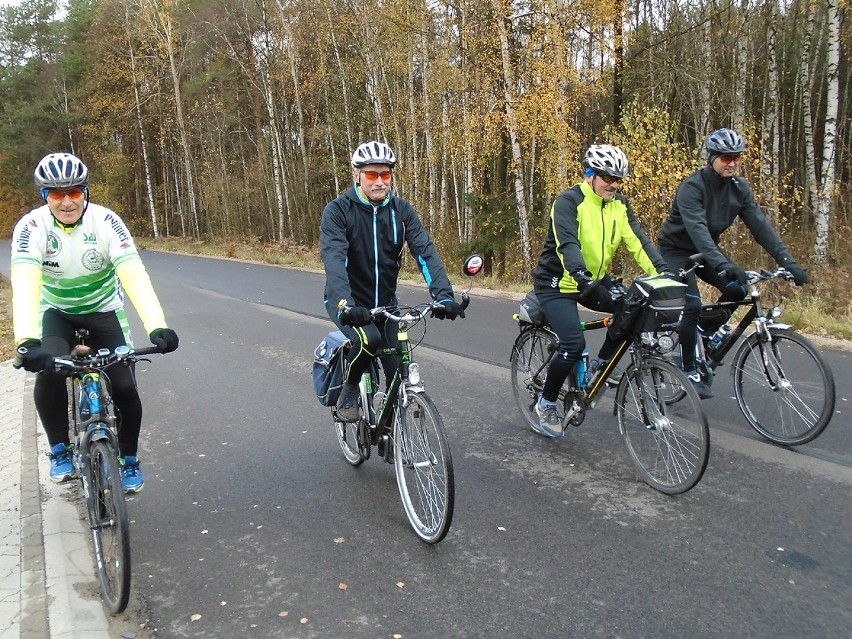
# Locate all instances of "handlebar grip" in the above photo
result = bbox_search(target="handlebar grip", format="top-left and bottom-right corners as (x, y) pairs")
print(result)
(460, 292), (471, 311)
(12, 346), (26, 370)
(133, 346), (162, 356)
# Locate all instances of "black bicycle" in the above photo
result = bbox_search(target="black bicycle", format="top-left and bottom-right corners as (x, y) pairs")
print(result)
(509, 279), (710, 495)
(655, 258), (835, 446)
(17, 331), (161, 614)
(331, 255), (480, 543)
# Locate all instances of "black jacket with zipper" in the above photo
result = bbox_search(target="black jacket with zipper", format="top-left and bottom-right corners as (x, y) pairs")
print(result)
(321, 186), (454, 312)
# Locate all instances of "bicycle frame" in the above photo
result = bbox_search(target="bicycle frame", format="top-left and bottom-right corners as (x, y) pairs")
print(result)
(691, 273), (791, 372)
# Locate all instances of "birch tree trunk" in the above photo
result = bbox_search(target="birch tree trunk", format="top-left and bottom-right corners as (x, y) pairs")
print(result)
(760, 0), (779, 222)
(125, 6), (158, 238)
(798, 0), (819, 213)
(492, 0), (532, 279)
(813, 0), (840, 265)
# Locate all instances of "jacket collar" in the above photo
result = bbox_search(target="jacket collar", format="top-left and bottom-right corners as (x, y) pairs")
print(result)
(354, 185), (391, 208)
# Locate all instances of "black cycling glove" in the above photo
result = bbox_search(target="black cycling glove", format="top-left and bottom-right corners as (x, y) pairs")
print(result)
(718, 262), (748, 286)
(340, 306), (371, 327)
(785, 263), (808, 286)
(433, 299), (464, 320)
(15, 339), (54, 373)
(150, 328), (180, 353)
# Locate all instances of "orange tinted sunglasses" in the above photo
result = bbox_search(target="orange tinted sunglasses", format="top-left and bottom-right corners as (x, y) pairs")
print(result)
(596, 174), (622, 184)
(361, 170), (393, 181)
(46, 187), (86, 201)
(718, 154), (742, 164)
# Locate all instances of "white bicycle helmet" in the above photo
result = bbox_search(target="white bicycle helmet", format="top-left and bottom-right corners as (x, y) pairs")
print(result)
(706, 128), (746, 154)
(583, 144), (629, 178)
(351, 141), (396, 168)
(34, 152), (89, 188)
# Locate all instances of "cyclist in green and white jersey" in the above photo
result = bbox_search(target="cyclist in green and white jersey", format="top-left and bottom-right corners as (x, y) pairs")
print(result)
(10, 152), (179, 492)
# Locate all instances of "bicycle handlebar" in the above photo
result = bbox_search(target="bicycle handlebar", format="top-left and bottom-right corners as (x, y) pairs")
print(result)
(368, 291), (471, 323)
(14, 344), (164, 374)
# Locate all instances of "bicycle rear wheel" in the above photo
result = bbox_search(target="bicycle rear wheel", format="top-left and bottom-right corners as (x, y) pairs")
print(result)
(510, 327), (556, 431)
(87, 439), (131, 614)
(394, 390), (454, 544)
(733, 328), (835, 445)
(615, 358), (709, 494)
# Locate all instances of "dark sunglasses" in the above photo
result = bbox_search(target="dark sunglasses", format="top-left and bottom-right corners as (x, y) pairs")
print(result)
(596, 174), (622, 184)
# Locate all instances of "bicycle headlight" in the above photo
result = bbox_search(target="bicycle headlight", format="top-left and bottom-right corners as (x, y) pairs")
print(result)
(771, 305), (783, 318)
(408, 362), (421, 385)
(657, 334), (675, 352)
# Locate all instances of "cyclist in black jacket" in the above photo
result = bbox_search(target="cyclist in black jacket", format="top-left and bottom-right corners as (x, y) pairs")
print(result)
(658, 128), (808, 398)
(321, 141), (463, 422)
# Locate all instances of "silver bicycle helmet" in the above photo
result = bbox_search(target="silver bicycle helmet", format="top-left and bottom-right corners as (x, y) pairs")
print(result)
(705, 128), (746, 154)
(583, 144), (629, 178)
(351, 141), (396, 168)
(34, 153), (89, 188)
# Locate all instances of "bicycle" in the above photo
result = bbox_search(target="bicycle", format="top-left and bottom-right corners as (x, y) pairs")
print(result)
(654, 257), (835, 446)
(15, 330), (161, 614)
(509, 278), (710, 495)
(330, 255), (479, 543)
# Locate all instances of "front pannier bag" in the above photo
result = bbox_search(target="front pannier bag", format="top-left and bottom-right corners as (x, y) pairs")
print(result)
(619, 275), (687, 336)
(313, 331), (349, 406)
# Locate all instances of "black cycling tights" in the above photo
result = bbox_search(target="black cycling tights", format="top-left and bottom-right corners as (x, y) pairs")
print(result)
(36, 309), (142, 457)
(325, 301), (400, 389)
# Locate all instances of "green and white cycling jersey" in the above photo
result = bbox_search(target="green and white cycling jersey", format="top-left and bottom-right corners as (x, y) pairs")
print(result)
(11, 203), (166, 344)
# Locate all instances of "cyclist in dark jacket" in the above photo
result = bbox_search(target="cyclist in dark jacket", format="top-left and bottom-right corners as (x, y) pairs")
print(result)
(658, 128), (808, 398)
(321, 140), (463, 422)
(532, 144), (669, 438)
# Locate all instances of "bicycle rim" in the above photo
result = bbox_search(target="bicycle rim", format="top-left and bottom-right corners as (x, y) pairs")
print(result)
(87, 440), (131, 614)
(394, 391), (454, 543)
(510, 328), (556, 431)
(733, 329), (836, 445)
(616, 359), (709, 494)
(334, 410), (365, 466)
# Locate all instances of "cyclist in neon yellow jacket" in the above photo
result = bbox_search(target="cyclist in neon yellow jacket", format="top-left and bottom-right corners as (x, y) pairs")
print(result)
(10, 152), (179, 492)
(531, 144), (668, 438)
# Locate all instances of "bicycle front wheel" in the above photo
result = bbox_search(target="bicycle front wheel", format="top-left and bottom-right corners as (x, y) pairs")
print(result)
(510, 327), (556, 431)
(394, 390), (454, 544)
(87, 439), (131, 614)
(733, 328), (835, 446)
(334, 411), (365, 466)
(616, 358), (709, 494)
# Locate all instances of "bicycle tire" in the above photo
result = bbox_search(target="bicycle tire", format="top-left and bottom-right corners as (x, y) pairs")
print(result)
(733, 328), (835, 446)
(393, 390), (454, 544)
(510, 327), (556, 432)
(334, 413), (365, 466)
(87, 439), (131, 614)
(615, 358), (709, 494)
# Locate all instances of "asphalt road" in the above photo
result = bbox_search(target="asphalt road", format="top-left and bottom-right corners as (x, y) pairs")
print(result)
(2, 249), (850, 638)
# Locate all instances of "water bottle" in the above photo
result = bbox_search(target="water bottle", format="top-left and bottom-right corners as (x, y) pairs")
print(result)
(78, 382), (91, 421)
(708, 324), (731, 352)
(577, 349), (589, 388)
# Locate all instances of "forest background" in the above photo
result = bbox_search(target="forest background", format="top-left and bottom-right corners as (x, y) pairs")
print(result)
(0, 0), (849, 346)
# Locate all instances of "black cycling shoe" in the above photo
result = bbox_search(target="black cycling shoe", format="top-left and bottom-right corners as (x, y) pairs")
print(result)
(685, 370), (714, 400)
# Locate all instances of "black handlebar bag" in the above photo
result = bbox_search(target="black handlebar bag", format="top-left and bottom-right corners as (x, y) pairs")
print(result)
(618, 275), (687, 337)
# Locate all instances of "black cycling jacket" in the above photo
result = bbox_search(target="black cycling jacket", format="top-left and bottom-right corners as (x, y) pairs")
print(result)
(658, 166), (795, 272)
(321, 186), (454, 312)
